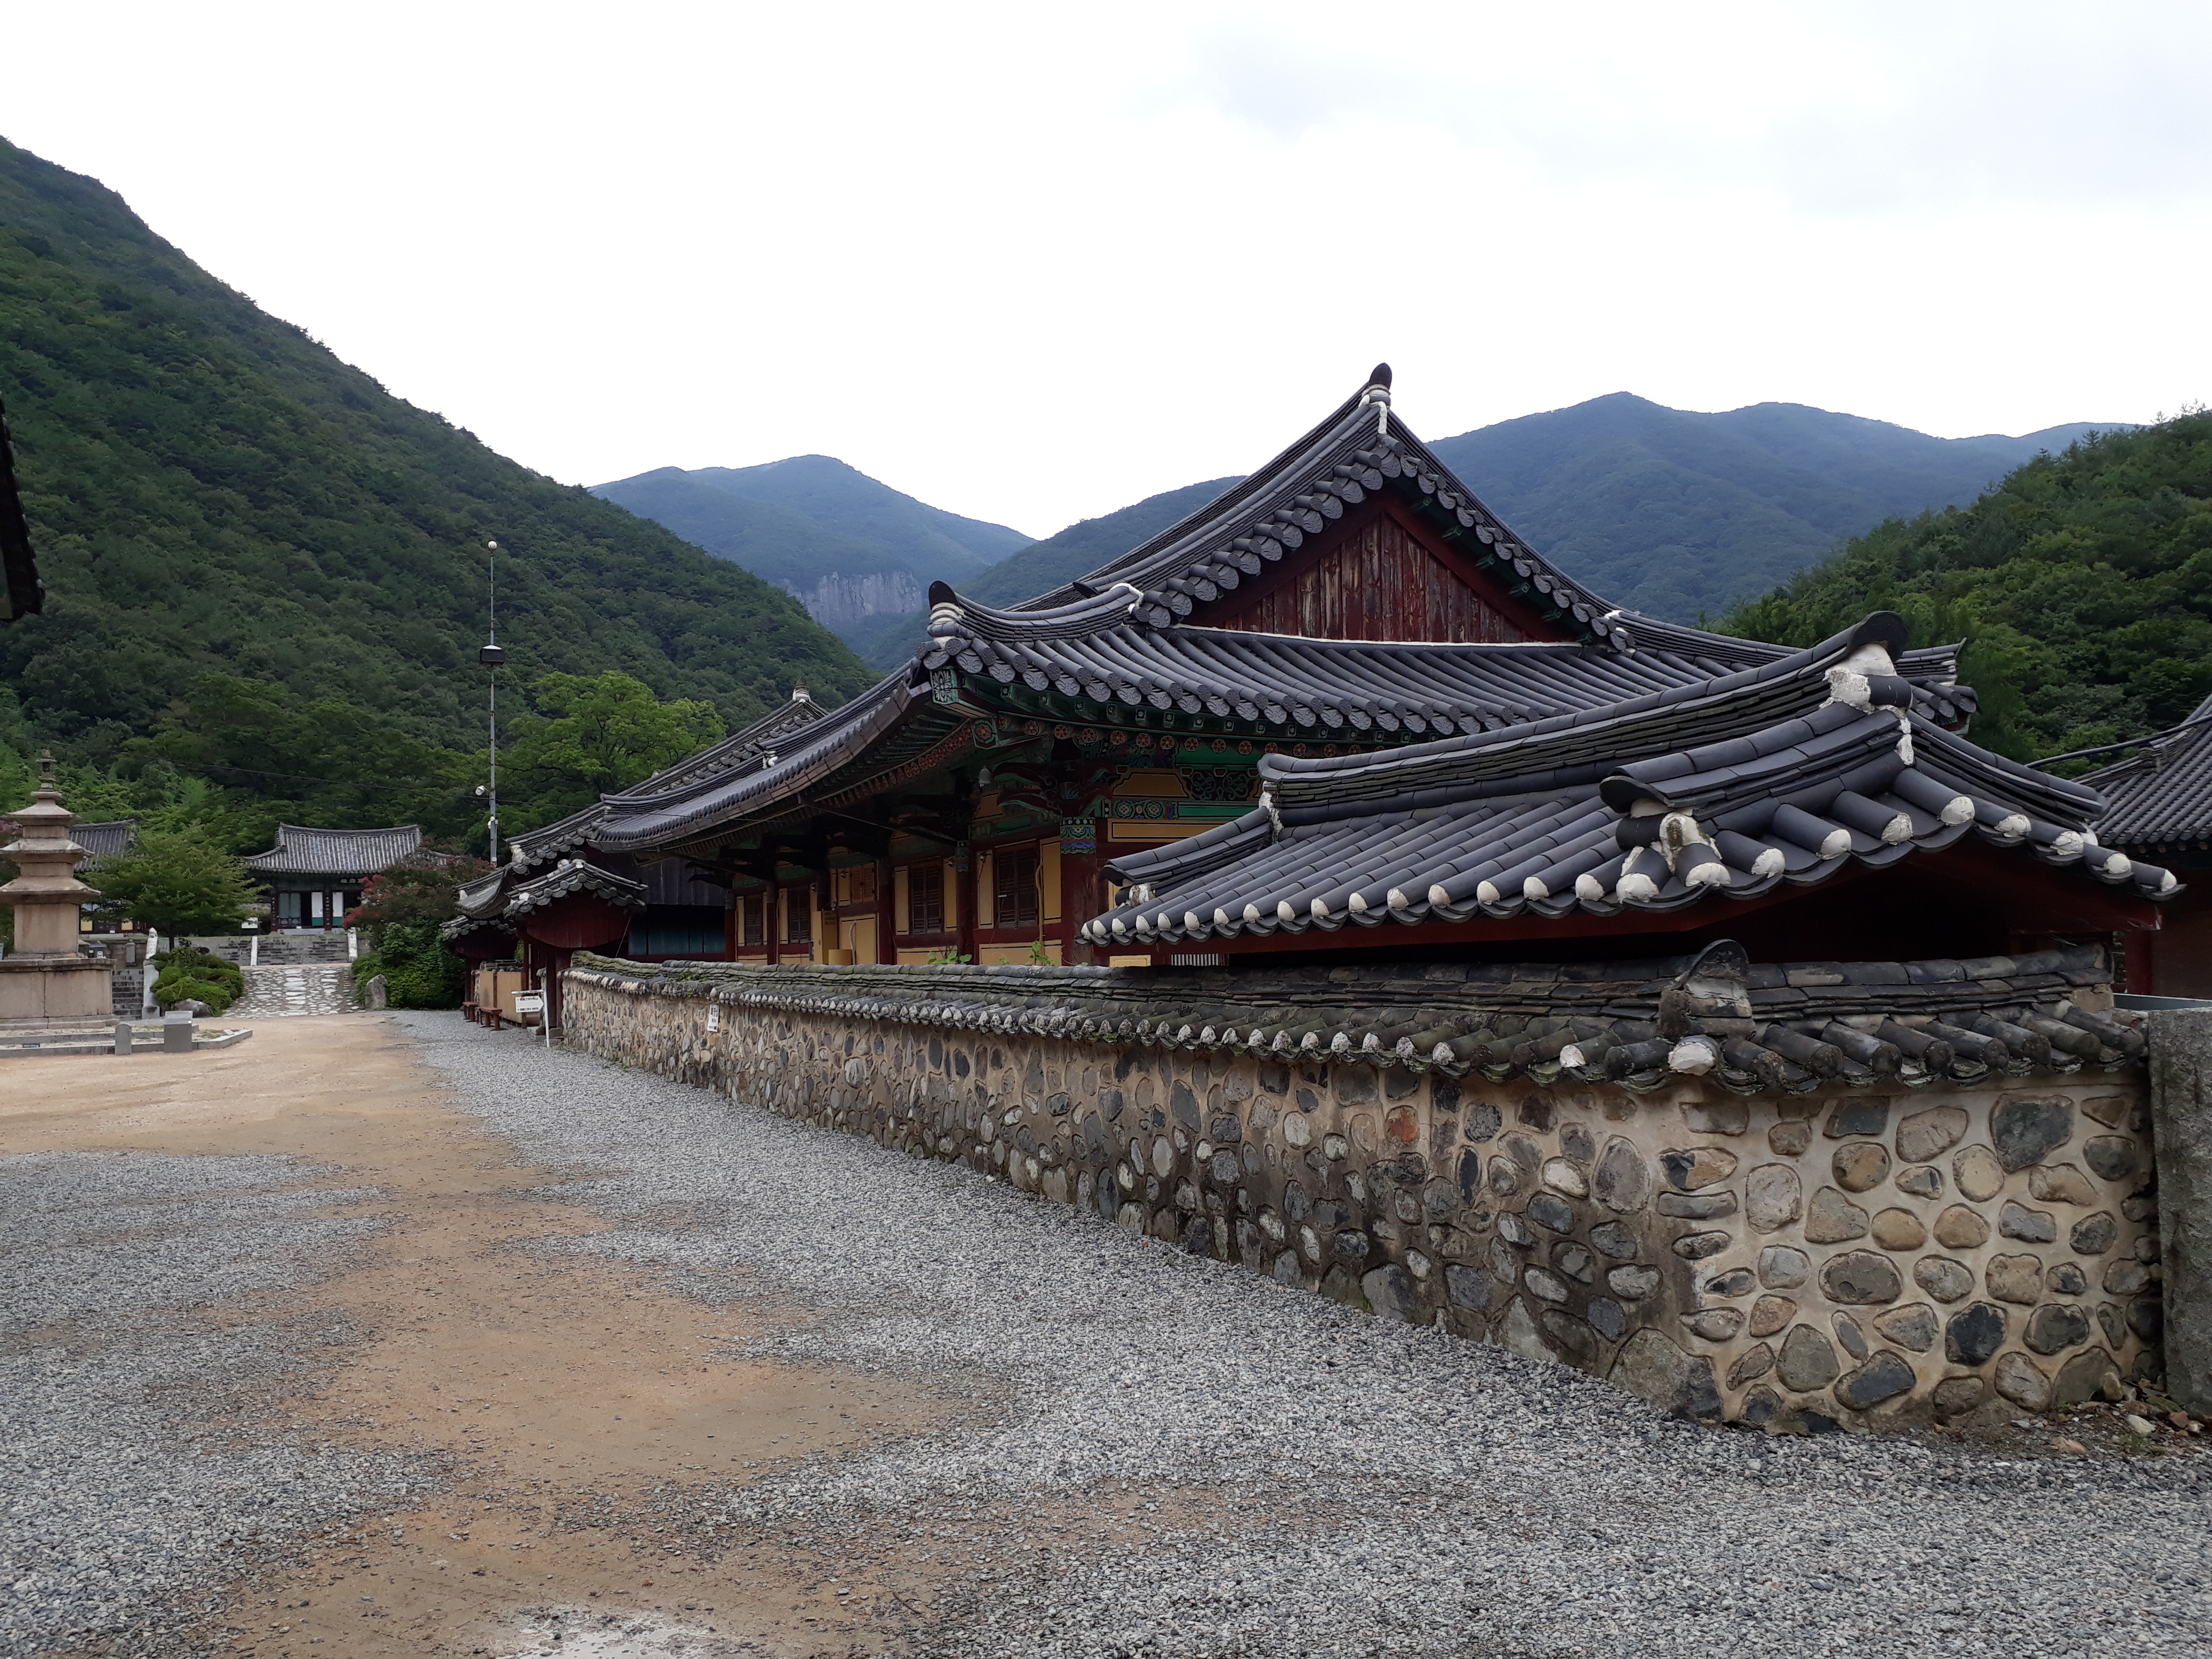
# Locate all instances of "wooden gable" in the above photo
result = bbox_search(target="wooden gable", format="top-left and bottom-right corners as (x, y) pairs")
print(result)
(1205, 496), (1572, 644)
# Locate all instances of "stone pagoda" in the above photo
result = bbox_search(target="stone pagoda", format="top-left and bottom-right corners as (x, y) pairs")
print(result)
(0, 753), (113, 1023)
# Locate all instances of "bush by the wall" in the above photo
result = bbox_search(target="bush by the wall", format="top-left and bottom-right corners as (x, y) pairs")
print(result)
(152, 945), (244, 1014)
(352, 919), (466, 1009)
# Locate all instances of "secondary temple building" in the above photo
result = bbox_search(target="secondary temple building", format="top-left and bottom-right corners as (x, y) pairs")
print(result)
(451, 367), (2196, 1426)
(243, 823), (427, 930)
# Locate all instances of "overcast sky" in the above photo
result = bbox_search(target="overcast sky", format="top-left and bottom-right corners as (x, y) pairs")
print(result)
(8, 2), (2208, 538)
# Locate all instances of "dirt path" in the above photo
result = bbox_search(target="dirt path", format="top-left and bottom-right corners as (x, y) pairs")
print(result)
(2, 1015), (965, 1657)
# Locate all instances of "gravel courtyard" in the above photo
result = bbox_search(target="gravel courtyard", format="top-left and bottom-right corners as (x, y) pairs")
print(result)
(6, 1010), (2212, 1658)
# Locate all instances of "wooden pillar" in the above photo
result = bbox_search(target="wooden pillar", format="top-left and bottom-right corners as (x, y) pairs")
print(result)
(546, 946), (571, 1030)
(875, 855), (896, 965)
(765, 886), (781, 966)
(1059, 818), (1102, 965)
(954, 841), (978, 965)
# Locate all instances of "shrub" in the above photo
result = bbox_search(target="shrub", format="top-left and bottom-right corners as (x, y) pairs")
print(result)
(352, 918), (466, 1009)
(153, 945), (244, 1013)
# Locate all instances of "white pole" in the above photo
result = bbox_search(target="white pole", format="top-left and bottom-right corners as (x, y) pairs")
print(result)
(348, 926), (358, 961)
(249, 932), (259, 968)
(143, 928), (159, 1017)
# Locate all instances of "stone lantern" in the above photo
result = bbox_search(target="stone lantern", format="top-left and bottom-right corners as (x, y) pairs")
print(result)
(0, 752), (113, 1023)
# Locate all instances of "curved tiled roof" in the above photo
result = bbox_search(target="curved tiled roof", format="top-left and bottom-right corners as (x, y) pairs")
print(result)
(1013, 365), (1621, 637)
(507, 858), (646, 917)
(243, 824), (423, 876)
(70, 820), (137, 866)
(505, 689), (832, 873)
(917, 617), (1978, 738)
(577, 373), (1981, 871)
(2079, 693), (2212, 851)
(590, 677), (914, 854)
(438, 914), (514, 945)
(1084, 619), (2176, 949)
(570, 939), (2141, 1098)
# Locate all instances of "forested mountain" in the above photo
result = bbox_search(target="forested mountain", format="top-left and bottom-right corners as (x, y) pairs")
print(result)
(593, 455), (1029, 644)
(0, 136), (870, 843)
(1720, 412), (2211, 763)
(1429, 393), (2116, 621)
(839, 477), (1242, 668)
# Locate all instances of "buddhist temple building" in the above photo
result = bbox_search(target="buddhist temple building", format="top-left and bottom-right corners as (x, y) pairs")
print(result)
(243, 823), (425, 929)
(450, 365), (2180, 1002)
(449, 367), (2204, 1428)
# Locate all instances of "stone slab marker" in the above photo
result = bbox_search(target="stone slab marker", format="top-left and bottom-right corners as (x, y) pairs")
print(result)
(2152, 1007), (2212, 1413)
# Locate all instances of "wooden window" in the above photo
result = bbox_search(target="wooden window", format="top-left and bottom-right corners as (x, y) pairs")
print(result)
(741, 892), (764, 947)
(992, 843), (1040, 929)
(907, 862), (944, 936)
(783, 886), (812, 944)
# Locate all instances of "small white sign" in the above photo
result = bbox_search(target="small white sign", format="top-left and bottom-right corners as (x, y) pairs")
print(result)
(706, 1004), (721, 1032)
(513, 991), (545, 1015)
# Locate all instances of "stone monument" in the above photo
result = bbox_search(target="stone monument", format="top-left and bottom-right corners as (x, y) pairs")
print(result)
(0, 753), (114, 1023)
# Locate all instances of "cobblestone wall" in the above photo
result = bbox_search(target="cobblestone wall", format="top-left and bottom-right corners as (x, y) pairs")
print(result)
(562, 968), (2160, 1428)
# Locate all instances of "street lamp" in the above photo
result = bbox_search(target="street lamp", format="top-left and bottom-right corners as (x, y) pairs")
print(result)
(481, 540), (505, 863)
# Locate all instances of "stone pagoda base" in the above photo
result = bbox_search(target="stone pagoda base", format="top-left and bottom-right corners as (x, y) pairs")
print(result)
(0, 954), (115, 1024)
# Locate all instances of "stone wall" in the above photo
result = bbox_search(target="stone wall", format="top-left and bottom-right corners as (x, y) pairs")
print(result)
(561, 963), (2161, 1428)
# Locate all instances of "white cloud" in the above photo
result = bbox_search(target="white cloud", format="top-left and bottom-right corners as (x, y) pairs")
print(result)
(2, 1), (2204, 540)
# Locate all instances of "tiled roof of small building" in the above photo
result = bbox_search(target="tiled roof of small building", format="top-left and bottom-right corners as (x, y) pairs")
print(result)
(570, 938), (2141, 1097)
(1082, 616), (2178, 948)
(70, 819), (137, 866)
(243, 824), (423, 876)
(506, 859), (646, 917)
(2078, 692), (2212, 852)
(438, 914), (514, 945)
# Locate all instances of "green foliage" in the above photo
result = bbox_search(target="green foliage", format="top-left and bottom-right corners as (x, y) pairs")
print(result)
(126, 671), (476, 843)
(500, 671), (726, 832)
(89, 826), (259, 936)
(1718, 413), (2212, 762)
(352, 918), (466, 1009)
(348, 851), (491, 931)
(0, 136), (869, 806)
(152, 944), (244, 1013)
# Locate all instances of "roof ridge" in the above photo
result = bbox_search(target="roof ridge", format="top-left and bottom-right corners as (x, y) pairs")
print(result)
(1009, 368), (1623, 643)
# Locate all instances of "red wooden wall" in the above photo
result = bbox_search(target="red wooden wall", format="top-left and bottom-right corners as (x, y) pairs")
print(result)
(1208, 500), (1563, 645)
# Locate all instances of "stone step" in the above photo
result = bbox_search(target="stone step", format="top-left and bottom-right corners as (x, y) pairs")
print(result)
(230, 963), (353, 1019)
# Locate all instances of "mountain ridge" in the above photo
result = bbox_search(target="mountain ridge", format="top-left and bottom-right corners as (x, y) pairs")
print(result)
(607, 394), (2121, 671)
(1426, 392), (2121, 619)
(593, 453), (1032, 641)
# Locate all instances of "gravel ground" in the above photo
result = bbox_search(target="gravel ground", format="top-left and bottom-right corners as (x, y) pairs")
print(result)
(396, 1012), (2212, 1658)
(0, 1152), (430, 1658)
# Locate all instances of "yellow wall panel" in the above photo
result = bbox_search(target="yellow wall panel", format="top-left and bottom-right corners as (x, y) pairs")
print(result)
(1040, 838), (1062, 922)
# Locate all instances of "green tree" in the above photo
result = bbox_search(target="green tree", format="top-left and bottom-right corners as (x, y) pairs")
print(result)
(1718, 413), (2212, 763)
(352, 918), (468, 1009)
(348, 851), (491, 930)
(91, 827), (260, 937)
(501, 671), (726, 829)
